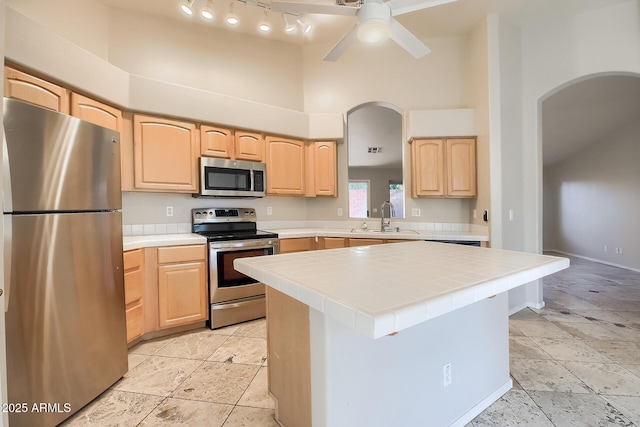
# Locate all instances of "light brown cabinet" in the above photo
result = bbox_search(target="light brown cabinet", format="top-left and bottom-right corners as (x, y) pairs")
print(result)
(133, 114), (199, 193)
(266, 136), (306, 195)
(200, 127), (264, 162)
(3, 66), (70, 113)
(317, 237), (346, 249)
(410, 137), (476, 198)
(123, 249), (145, 343)
(156, 245), (208, 329)
(235, 131), (264, 162)
(279, 237), (314, 253)
(306, 140), (337, 197)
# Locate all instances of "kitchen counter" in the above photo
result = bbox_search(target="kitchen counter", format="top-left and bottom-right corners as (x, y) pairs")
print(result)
(234, 242), (568, 427)
(122, 234), (206, 251)
(268, 227), (488, 242)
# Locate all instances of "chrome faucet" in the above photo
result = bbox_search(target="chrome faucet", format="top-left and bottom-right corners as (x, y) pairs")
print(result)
(380, 201), (395, 232)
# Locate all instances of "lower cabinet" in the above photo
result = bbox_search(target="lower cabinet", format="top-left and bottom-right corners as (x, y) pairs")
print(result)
(123, 249), (145, 343)
(157, 245), (208, 329)
(280, 237), (409, 253)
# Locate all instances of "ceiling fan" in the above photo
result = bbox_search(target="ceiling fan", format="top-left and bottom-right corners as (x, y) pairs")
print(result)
(271, 0), (458, 61)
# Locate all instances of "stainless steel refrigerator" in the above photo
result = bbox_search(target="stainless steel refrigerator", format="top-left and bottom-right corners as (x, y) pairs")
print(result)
(3, 98), (128, 427)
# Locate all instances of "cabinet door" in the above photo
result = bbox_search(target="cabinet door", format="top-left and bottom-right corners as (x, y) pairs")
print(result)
(279, 238), (313, 253)
(70, 93), (122, 132)
(411, 139), (445, 197)
(347, 238), (384, 247)
(123, 249), (145, 343)
(200, 125), (234, 158)
(158, 261), (207, 328)
(446, 138), (476, 197)
(321, 237), (346, 249)
(133, 115), (199, 192)
(235, 131), (264, 162)
(266, 136), (305, 195)
(4, 66), (69, 113)
(309, 141), (337, 197)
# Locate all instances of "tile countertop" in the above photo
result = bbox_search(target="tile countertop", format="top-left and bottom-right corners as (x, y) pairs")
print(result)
(267, 228), (489, 241)
(234, 241), (569, 339)
(123, 234), (206, 251)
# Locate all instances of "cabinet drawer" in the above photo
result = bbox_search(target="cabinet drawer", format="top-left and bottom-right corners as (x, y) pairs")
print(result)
(125, 303), (144, 343)
(124, 267), (144, 305)
(157, 245), (206, 264)
(280, 238), (313, 253)
(123, 248), (144, 270)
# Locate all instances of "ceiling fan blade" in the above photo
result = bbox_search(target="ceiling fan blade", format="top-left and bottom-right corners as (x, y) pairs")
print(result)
(386, 0), (457, 17)
(323, 24), (359, 62)
(389, 19), (431, 58)
(271, 1), (358, 16)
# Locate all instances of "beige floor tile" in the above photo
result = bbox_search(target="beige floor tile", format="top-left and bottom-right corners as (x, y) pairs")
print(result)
(233, 318), (267, 338)
(112, 356), (203, 397)
(509, 359), (591, 393)
(208, 336), (267, 365)
(528, 391), (634, 426)
(529, 337), (613, 363)
(509, 320), (574, 339)
(471, 390), (554, 426)
(584, 340), (640, 364)
(171, 361), (259, 405)
(570, 309), (632, 325)
(61, 390), (163, 427)
(509, 336), (552, 360)
(510, 308), (546, 321)
(222, 406), (279, 427)
(603, 395), (640, 425)
(600, 323), (640, 342)
(155, 330), (230, 360)
(238, 367), (274, 409)
(555, 321), (628, 341)
(623, 364), (640, 377)
(128, 335), (177, 356)
(509, 323), (524, 337)
(562, 361), (640, 396)
(128, 353), (149, 371)
(138, 397), (233, 427)
(210, 324), (241, 336)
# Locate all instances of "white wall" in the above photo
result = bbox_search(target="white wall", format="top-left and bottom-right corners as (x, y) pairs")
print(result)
(543, 119), (640, 270)
(0, 1), (8, 423)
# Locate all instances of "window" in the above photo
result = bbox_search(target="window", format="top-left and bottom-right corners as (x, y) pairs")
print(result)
(349, 180), (370, 218)
(389, 181), (404, 218)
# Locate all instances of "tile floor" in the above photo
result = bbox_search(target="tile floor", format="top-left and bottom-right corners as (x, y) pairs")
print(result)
(62, 252), (640, 426)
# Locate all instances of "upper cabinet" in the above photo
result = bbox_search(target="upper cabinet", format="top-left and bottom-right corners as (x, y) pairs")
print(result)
(200, 126), (264, 162)
(70, 93), (123, 133)
(266, 136), (306, 195)
(410, 137), (476, 198)
(4, 66), (70, 113)
(306, 141), (337, 197)
(133, 114), (199, 193)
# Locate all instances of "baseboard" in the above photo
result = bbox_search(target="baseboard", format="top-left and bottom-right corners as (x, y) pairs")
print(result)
(546, 250), (640, 273)
(450, 378), (513, 427)
(508, 300), (544, 316)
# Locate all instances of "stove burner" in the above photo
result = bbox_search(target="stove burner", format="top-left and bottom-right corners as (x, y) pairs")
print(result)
(191, 207), (278, 242)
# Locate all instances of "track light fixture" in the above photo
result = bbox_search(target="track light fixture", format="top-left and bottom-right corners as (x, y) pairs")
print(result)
(259, 9), (271, 32)
(282, 14), (296, 33)
(200, 0), (214, 20)
(180, 0), (195, 15)
(297, 18), (312, 34)
(225, 2), (239, 25)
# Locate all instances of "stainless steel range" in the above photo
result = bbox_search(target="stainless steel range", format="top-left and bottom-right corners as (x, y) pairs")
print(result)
(192, 208), (279, 329)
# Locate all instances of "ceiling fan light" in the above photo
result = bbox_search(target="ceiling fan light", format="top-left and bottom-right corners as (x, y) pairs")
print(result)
(180, 0), (194, 15)
(357, 19), (390, 43)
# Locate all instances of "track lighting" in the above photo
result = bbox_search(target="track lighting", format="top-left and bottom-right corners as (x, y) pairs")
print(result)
(297, 18), (312, 34)
(180, 0), (195, 15)
(259, 10), (271, 32)
(200, 0), (214, 20)
(282, 14), (296, 33)
(225, 2), (239, 25)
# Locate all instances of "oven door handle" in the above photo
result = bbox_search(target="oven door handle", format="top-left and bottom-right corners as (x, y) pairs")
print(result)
(208, 240), (279, 251)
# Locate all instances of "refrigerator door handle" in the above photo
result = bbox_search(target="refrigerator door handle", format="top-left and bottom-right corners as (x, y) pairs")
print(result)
(3, 130), (13, 213)
(3, 214), (11, 312)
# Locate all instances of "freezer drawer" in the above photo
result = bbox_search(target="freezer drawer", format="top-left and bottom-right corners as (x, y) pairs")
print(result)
(5, 211), (127, 427)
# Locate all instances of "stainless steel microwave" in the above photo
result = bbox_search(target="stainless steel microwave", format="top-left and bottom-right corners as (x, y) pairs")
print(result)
(197, 157), (266, 198)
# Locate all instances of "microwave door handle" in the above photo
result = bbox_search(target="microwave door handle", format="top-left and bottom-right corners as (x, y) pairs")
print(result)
(249, 169), (254, 191)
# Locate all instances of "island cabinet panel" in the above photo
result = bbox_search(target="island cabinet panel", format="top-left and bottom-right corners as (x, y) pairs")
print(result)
(3, 66), (70, 113)
(200, 125), (234, 158)
(446, 138), (477, 197)
(410, 138), (445, 197)
(265, 136), (305, 195)
(266, 288), (311, 427)
(306, 141), (337, 197)
(133, 115), (199, 193)
(348, 238), (385, 247)
(317, 237), (346, 250)
(157, 245), (208, 329)
(123, 249), (145, 343)
(235, 131), (264, 162)
(279, 237), (314, 253)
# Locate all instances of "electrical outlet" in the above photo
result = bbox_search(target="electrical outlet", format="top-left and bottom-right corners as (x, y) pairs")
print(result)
(473, 209), (477, 219)
(166, 206), (174, 217)
(337, 207), (343, 217)
(443, 363), (452, 387)
(266, 206), (272, 216)
(508, 209), (514, 221)
(412, 208), (421, 217)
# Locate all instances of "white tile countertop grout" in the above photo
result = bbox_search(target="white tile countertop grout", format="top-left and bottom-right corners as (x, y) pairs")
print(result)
(270, 227), (488, 241)
(234, 241), (569, 339)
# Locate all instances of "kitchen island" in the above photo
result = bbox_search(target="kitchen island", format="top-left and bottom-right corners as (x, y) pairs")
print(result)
(234, 241), (568, 427)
